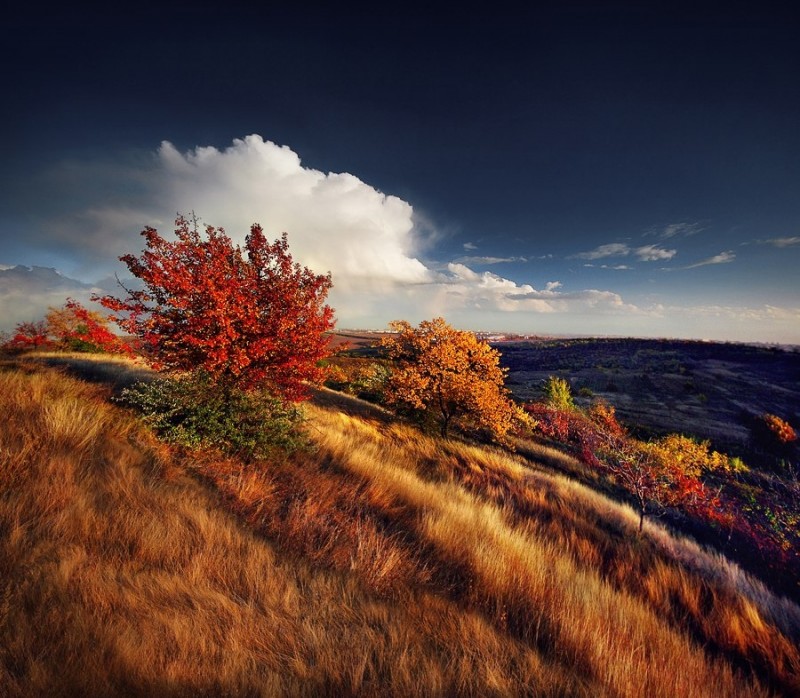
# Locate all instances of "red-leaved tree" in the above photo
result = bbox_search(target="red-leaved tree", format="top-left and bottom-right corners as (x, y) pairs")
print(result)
(96, 216), (334, 401)
(4, 320), (52, 350)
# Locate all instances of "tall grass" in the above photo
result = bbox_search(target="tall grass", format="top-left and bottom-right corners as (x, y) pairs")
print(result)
(1, 359), (797, 695)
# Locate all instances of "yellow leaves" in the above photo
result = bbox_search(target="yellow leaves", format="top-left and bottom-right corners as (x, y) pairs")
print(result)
(646, 434), (733, 477)
(381, 318), (519, 441)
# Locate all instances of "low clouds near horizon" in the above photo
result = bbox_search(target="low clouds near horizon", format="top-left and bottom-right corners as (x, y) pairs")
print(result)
(2, 135), (798, 343)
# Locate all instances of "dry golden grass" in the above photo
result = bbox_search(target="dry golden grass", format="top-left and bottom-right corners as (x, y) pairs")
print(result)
(1, 357), (798, 696)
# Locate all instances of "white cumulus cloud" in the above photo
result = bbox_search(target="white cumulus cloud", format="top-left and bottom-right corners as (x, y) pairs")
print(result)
(12, 135), (647, 331)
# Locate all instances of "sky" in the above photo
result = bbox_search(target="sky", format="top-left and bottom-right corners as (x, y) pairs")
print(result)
(1, 2), (799, 343)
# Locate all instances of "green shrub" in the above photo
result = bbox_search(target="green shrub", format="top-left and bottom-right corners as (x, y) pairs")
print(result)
(543, 376), (575, 410)
(117, 373), (306, 460)
(350, 362), (391, 402)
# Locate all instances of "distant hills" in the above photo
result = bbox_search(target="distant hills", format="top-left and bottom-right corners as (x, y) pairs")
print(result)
(0, 265), (110, 332)
(0, 264), (89, 293)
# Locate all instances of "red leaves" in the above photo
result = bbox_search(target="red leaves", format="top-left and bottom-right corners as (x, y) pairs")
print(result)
(4, 320), (52, 350)
(58, 299), (133, 354)
(526, 399), (734, 532)
(2, 300), (131, 354)
(95, 216), (334, 400)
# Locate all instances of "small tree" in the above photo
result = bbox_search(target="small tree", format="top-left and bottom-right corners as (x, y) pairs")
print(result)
(3, 319), (51, 350)
(596, 432), (726, 533)
(596, 436), (668, 533)
(96, 215), (334, 401)
(543, 376), (575, 410)
(380, 317), (520, 440)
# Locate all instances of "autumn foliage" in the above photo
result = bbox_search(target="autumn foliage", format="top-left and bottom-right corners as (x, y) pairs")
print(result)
(3, 320), (50, 350)
(526, 391), (732, 532)
(380, 318), (522, 440)
(2, 299), (131, 354)
(761, 413), (797, 444)
(97, 216), (334, 401)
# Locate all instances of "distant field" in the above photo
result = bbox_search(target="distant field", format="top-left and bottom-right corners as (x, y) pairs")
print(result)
(498, 338), (800, 462)
(337, 332), (800, 462)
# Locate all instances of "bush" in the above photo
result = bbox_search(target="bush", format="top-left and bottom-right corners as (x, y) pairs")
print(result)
(117, 374), (306, 460)
(543, 376), (575, 410)
(762, 413), (797, 444)
(323, 360), (390, 402)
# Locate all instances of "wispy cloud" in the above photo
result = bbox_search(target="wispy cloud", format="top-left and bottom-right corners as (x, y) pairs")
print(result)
(660, 303), (800, 322)
(463, 241), (478, 251)
(583, 263), (631, 270)
(505, 286), (641, 313)
(573, 243), (630, 260)
(647, 222), (704, 239)
(574, 242), (675, 263)
(634, 244), (676, 262)
(453, 255), (527, 265)
(682, 251), (736, 269)
(761, 236), (800, 248)
(440, 263), (642, 315)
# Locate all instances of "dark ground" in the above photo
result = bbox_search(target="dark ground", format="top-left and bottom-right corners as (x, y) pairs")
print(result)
(498, 338), (800, 466)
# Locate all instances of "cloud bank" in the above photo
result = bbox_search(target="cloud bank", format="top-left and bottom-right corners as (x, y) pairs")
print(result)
(9, 135), (644, 330)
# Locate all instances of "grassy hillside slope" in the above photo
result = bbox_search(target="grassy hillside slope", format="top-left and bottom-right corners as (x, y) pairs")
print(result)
(1, 359), (798, 696)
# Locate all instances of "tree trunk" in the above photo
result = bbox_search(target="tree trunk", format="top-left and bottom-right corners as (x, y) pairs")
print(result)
(440, 414), (450, 438)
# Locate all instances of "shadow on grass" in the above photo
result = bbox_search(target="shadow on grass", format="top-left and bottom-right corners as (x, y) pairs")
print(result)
(309, 386), (395, 424)
(24, 354), (157, 395)
(13, 353), (396, 421)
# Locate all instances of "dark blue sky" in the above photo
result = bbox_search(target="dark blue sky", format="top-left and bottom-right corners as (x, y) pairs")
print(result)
(2, 2), (799, 341)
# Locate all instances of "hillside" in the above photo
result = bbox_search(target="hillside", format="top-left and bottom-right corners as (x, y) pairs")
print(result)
(499, 338), (800, 463)
(1, 357), (799, 696)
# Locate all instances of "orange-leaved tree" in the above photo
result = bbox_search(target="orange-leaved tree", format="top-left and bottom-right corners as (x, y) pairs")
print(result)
(96, 215), (334, 401)
(380, 317), (521, 440)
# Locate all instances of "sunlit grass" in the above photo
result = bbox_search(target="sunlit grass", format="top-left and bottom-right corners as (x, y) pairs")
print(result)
(1, 358), (797, 696)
